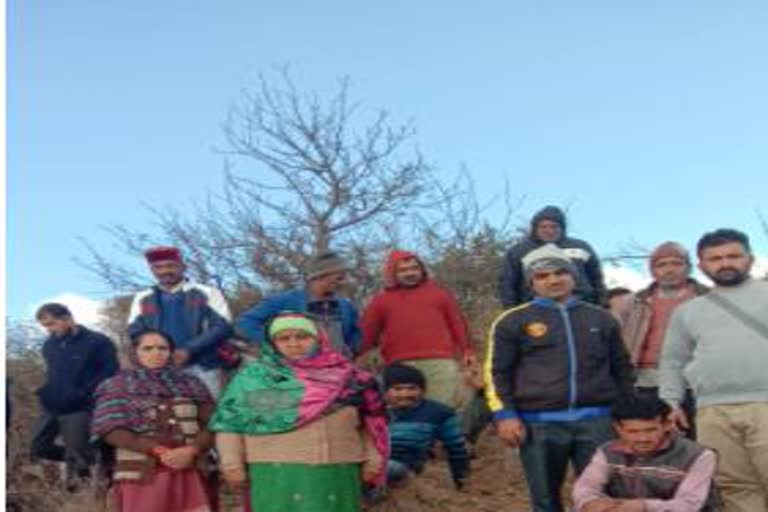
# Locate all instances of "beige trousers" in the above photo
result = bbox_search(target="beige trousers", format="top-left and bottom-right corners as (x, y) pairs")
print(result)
(399, 358), (461, 408)
(697, 402), (768, 512)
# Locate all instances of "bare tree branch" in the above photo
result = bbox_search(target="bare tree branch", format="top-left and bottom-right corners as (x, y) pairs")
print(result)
(80, 71), (434, 299)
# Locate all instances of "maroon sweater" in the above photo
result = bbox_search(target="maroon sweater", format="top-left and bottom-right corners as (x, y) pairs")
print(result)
(360, 251), (472, 364)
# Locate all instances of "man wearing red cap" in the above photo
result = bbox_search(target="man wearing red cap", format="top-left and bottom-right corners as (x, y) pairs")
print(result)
(614, 241), (708, 437)
(358, 250), (475, 407)
(128, 246), (233, 396)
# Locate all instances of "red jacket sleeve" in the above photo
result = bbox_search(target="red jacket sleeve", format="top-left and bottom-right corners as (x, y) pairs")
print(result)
(359, 294), (385, 356)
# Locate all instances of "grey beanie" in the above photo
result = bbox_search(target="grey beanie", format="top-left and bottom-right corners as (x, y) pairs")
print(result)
(305, 251), (348, 280)
(521, 244), (577, 282)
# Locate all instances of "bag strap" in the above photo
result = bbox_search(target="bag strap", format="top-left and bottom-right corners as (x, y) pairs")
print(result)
(706, 292), (768, 342)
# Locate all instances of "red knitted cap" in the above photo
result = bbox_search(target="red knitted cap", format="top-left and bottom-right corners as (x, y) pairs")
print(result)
(144, 246), (183, 264)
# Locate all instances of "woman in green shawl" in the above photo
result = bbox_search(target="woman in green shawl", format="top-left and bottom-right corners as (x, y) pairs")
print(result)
(210, 312), (388, 512)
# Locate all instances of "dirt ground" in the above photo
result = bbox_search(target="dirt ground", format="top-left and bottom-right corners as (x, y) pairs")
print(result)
(7, 427), (537, 512)
(371, 432), (534, 512)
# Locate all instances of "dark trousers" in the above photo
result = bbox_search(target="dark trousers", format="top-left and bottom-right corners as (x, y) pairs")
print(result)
(519, 416), (614, 512)
(636, 387), (697, 439)
(30, 410), (95, 483)
(460, 390), (493, 444)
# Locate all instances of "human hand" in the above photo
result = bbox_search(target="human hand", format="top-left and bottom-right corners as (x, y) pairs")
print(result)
(495, 418), (526, 447)
(583, 498), (622, 512)
(222, 467), (247, 492)
(462, 353), (477, 368)
(668, 406), (690, 433)
(173, 349), (191, 368)
(361, 468), (379, 484)
(150, 445), (171, 461)
(355, 353), (383, 373)
(159, 445), (199, 469)
(613, 500), (646, 512)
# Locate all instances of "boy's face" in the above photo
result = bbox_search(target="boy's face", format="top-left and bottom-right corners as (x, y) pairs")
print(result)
(613, 416), (670, 455)
(385, 383), (424, 409)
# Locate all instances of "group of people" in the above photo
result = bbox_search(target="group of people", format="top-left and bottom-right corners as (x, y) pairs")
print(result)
(24, 205), (768, 512)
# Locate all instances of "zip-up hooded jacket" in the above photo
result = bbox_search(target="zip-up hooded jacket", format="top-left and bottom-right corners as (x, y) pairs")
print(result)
(128, 281), (233, 369)
(360, 250), (473, 364)
(498, 206), (606, 307)
(485, 298), (634, 419)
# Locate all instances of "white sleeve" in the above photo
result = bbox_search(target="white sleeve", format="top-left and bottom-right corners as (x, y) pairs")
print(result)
(127, 291), (147, 324)
(205, 286), (232, 321)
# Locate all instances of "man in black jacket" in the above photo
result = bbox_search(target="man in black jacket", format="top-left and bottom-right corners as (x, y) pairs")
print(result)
(31, 303), (118, 490)
(485, 244), (635, 512)
(498, 205), (606, 308)
(128, 246), (233, 396)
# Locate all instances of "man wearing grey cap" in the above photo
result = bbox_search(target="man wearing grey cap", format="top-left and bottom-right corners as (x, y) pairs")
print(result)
(485, 244), (635, 512)
(236, 251), (361, 356)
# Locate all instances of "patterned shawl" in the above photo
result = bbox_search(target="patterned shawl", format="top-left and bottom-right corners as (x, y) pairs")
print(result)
(209, 329), (389, 484)
(91, 364), (212, 439)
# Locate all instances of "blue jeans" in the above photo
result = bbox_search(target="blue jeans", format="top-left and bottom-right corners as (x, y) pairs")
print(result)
(519, 416), (614, 512)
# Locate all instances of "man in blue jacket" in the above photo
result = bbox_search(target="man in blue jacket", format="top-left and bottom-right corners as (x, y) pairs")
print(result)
(236, 251), (361, 356)
(31, 303), (119, 491)
(129, 246), (233, 396)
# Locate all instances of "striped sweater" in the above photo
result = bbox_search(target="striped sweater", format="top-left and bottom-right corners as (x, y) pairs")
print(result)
(388, 399), (470, 483)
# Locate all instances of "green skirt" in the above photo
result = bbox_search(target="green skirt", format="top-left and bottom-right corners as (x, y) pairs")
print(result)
(248, 462), (362, 512)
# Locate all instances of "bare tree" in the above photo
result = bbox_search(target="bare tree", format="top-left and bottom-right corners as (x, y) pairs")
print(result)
(410, 171), (524, 347)
(80, 71), (432, 300)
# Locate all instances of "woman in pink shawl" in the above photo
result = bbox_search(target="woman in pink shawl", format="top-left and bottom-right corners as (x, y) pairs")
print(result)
(211, 312), (389, 512)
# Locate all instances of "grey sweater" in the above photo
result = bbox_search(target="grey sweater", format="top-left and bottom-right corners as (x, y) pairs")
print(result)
(660, 278), (768, 407)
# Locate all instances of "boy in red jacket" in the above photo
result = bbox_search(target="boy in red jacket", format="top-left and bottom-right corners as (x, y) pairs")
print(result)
(358, 250), (474, 407)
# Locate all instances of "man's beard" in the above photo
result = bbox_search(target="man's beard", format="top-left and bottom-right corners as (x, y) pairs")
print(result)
(398, 276), (422, 287)
(707, 268), (749, 287)
(159, 274), (183, 286)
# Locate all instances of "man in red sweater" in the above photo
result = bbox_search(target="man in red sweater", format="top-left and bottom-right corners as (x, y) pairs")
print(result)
(359, 250), (475, 407)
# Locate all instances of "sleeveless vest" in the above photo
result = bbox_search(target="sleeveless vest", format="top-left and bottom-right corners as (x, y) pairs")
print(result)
(602, 436), (718, 511)
(113, 397), (203, 482)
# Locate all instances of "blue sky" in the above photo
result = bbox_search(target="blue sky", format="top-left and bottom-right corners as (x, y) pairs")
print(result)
(7, 1), (768, 319)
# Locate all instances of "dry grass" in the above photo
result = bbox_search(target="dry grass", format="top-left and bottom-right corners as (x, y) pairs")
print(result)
(6, 355), (108, 511)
